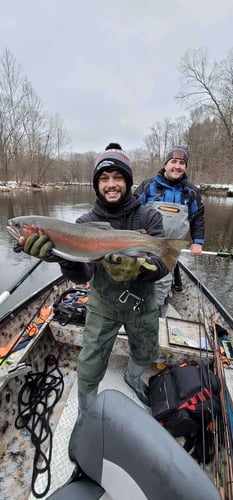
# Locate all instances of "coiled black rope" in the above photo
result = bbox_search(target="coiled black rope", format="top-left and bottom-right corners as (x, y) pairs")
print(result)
(15, 354), (64, 498)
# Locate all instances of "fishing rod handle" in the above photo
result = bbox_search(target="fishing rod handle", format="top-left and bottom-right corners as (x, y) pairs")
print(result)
(0, 291), (11, 306)
(181, 249), (232, 257)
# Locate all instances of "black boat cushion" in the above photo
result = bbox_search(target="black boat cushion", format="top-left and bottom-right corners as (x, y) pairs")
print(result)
(48, 476), (105, 499)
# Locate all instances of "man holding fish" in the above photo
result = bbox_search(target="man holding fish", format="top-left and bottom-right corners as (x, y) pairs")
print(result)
(9, 143), (185, 464)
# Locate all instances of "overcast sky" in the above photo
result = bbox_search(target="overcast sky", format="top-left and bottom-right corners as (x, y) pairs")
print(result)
(1, 0), (233, 153)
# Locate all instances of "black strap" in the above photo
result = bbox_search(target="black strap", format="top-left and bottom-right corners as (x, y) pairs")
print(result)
(173, 262), (183, 288)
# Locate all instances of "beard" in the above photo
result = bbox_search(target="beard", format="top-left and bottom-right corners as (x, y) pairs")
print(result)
(99, 191), (125, 205)
(97, 189), (131, 211)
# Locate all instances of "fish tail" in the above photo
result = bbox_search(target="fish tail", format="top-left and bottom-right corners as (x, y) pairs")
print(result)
(160, 239), (188, 272)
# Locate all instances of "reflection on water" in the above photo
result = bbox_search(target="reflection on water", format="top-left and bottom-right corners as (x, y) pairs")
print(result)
(0, 186), (95, 316)
(203, 197), (233, 252)
(0, 187), (232, 317)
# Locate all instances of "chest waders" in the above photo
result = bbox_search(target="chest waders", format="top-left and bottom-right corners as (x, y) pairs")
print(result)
(77, 266), (158, 404)
(146, 201), (190, 305)
(69, 204), (161, 461)
(68, 386), (98, 463)
(146, 201), (190, 239)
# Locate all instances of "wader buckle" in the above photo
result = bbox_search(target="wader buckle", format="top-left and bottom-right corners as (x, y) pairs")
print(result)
(118, 290), (144, 311)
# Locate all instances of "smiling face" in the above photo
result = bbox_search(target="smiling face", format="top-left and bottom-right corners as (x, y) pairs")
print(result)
(98, 170), (127, 203)
(164, 157), (186, 181)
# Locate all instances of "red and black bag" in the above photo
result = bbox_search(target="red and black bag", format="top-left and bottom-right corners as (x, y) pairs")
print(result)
(149, 362), (221, 462)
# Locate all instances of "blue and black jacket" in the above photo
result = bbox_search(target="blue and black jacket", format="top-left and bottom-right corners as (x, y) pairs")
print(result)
(134, 170), (205, 245)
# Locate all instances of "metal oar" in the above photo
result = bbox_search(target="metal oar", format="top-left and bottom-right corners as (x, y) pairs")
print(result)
(181, 249), (233, 258)
(0, 260), (42, 306)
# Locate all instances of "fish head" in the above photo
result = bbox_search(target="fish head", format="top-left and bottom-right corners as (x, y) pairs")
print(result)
(7, 216), (42, 241)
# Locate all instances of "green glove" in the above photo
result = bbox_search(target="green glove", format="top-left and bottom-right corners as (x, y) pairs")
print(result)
(22, 234), (62, 262)
(100, 253), (157, 281)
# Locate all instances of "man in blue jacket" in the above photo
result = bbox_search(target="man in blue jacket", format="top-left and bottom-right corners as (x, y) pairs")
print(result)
(135, 146), (205, 298)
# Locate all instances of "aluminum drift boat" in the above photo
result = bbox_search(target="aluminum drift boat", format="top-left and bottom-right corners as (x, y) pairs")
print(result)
(0, 264), (233, 499)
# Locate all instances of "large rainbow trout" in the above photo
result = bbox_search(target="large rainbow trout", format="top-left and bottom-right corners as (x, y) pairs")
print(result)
(7, 215), (187, 280)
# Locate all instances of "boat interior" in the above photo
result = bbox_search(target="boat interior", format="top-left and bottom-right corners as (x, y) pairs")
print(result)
(0, 267), (233, 499)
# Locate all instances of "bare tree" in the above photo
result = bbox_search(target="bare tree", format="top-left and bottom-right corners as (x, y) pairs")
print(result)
(33, 113), (70, 185)
(21, 83), (71, 185)
(144, 118), (175, 169)
(176, 48), (233, 150)
(143, 117), (190, 174)
(0, 48), (71, 185)
(80, 151), (96, 184)
(170, 116), (190, 147)
(0, 48), (27, 182)
(20, 80), (45, 184)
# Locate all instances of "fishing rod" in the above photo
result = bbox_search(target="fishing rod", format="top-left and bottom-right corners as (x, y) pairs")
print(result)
(0, 260), (42, 306)
(181, 249), (233, 259)
(212, 317), (233, 499)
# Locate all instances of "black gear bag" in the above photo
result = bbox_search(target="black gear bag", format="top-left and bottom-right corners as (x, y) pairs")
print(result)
(148, 361), (221, 461)
(53, 287), (89, 326)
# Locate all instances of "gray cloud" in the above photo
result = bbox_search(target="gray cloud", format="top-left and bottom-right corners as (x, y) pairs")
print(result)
(0, 0), (233, 152)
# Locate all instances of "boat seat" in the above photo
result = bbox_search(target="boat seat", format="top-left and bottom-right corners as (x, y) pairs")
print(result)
(48, 389), (220, 500)
(48, 471), (106, 499)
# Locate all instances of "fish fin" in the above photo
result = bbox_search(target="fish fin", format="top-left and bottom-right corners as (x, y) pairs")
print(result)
(52, 248), (91, 262)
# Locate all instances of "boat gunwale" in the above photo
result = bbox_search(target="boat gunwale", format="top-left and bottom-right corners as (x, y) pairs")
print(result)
(179, 259), (233, 328)
(0, 274), (65, 328)
(1, 262), (232, 330)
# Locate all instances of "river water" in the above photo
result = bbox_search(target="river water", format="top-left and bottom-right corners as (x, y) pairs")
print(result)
(0, 186), (232, 318)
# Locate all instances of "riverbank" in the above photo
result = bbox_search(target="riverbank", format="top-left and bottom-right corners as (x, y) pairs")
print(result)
(0, 181), (233, 196)
(199, 184), (233, 197)
(0, 182), (70, 192)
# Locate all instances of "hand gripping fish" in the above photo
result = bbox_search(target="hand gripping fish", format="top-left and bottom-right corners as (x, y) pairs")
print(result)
(7, 215), (187, 280)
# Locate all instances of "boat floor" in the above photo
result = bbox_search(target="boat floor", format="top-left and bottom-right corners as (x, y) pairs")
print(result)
(28, 353), (151, 499)
(1, 269), (233, 499)
(1, 330), (154, 500)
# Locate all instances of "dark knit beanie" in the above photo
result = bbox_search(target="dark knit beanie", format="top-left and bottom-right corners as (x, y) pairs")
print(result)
(93, 148), (133, 194)
(165, 146), (189, 166)
(105, 142), (122, 151)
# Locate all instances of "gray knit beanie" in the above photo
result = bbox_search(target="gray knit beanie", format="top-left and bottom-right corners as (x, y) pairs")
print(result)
(165, 146), (189, 166)
(93, 148), (133, 194)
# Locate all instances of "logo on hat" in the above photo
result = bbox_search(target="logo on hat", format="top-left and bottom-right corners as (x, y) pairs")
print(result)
(172, 150), (185, 160)
(95, 160), (115, 172)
